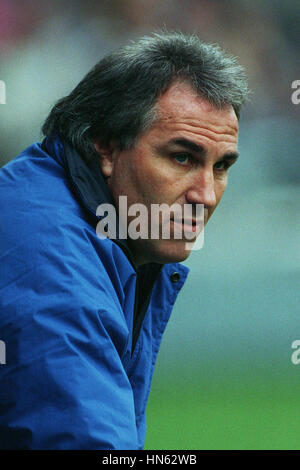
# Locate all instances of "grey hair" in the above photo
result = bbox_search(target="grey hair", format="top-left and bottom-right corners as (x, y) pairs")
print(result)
(42, 30), (249, 162)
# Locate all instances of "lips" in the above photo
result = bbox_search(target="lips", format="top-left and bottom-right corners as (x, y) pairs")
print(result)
(171, 218), (203, 234)
(172, 215), (203, 225)
(180, 220), (200, 231)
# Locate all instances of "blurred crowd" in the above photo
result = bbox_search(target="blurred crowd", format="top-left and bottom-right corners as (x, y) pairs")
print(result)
(0, 0), (299, 180)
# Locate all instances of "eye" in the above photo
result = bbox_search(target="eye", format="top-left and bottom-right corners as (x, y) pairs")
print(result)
(173, 153), (191, 165)
(214, 160), (230, 172)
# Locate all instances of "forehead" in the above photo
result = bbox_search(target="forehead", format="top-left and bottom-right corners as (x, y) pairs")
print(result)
(151, 81), (239, 143)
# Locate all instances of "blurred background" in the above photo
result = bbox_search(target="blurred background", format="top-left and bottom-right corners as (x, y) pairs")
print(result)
(0, 0), (299, 450)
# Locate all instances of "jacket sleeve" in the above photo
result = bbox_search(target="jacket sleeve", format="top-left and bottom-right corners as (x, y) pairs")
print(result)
(0, 233), (138, 450)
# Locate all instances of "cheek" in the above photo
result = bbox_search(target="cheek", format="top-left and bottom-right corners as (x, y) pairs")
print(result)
(215, 178), (228, 202)
(136, 163), (172, 203)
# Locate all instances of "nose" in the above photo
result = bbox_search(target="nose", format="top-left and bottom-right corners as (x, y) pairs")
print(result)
(185, 168), (217, 208)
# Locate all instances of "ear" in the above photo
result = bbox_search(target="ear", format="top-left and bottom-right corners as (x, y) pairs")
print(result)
(94, 141), (115, 178)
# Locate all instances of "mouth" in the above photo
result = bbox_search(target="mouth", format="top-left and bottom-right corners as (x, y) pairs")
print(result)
(171, 218), (203, 234)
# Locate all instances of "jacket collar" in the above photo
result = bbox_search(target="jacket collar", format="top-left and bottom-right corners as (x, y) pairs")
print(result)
(41, 136), (163, 276)
(42, 135), (113, 215)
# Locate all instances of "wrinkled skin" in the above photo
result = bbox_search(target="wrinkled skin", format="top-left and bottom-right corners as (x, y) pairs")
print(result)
(95, 81), (239, 265)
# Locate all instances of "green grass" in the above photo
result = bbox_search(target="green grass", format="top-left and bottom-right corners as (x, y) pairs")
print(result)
(145, 374), (300, 450)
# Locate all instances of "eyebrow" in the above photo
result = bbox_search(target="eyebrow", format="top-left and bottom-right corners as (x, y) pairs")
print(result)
(170, 138), (205, 154)
(169, 137), (239, 162)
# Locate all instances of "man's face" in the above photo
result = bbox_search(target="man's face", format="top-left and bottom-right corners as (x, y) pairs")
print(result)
(96, 81), (239, 265)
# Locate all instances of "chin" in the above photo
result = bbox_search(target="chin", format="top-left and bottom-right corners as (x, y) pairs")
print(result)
(134, 239), (193, 265)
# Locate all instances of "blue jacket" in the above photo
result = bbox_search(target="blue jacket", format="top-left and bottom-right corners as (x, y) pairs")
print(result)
(0, 137), (189, 449)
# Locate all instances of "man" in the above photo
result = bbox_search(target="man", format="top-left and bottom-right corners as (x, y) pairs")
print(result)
(0, 31), (248, 449)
